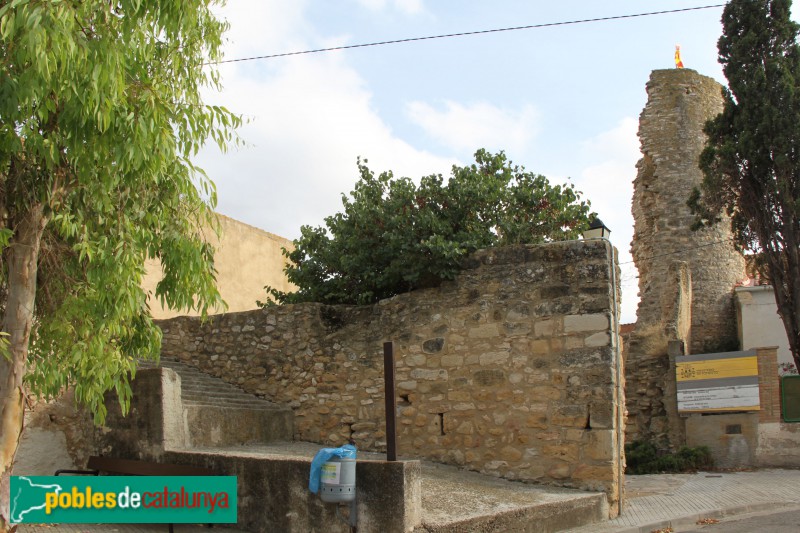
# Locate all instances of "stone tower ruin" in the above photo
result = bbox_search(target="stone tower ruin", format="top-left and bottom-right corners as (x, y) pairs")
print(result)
(625, 69), (746, 447)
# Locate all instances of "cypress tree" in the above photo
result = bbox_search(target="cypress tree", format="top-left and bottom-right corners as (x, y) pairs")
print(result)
(692, 0), (800, 368)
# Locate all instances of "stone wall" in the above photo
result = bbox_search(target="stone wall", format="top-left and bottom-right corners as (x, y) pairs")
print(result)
(12, 390), (96, 476)
(158, 240), (625, 514)
(626, 69), (746, 447)
(631, 69), (745, 353)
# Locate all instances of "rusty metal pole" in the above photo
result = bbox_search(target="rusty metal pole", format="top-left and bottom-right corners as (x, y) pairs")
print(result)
(383, 341), (398, 461)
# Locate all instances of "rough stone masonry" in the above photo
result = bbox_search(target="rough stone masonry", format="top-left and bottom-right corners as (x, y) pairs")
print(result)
(159, 240), (626, 515)
(626, 69), (746, 447)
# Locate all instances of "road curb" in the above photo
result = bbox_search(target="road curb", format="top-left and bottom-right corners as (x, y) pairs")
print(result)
(611, 502), (800, 533)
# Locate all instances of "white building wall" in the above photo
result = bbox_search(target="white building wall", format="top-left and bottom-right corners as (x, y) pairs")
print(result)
(735, 286), (793, 371)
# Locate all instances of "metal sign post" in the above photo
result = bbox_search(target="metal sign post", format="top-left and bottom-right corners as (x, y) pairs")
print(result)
(383, 341), (398, 462)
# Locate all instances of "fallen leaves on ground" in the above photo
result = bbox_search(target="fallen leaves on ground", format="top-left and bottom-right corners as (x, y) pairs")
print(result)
(697, 517), (720, 525)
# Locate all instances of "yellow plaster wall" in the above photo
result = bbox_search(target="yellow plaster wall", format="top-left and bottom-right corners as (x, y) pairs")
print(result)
(142, 214), (295, 319)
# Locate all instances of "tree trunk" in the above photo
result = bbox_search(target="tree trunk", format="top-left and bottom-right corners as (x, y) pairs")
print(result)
(0, 204), (47, 531)
(767, 249), (800, 372)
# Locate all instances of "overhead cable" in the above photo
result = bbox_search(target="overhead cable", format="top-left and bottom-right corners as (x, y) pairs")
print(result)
(214, 4), (726, 65)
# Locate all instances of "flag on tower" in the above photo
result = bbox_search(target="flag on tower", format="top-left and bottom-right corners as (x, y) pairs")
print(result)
(675, 45), (684, 68)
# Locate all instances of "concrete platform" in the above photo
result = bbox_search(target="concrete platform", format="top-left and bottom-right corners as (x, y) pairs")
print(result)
(416, 462), (606, 532)
(190, 441), (608, 532)
(17, 525), (250, 533)
(15, 465), (800, 532)
(14, 442), (606, 533)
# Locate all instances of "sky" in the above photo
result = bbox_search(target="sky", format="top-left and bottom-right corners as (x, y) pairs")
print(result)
(193, 0), (765, 324)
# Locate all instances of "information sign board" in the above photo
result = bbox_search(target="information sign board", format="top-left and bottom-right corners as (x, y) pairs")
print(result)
(676, 350), (759, 413)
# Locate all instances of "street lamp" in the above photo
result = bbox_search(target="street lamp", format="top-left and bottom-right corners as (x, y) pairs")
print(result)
(583, 218), (611, 240)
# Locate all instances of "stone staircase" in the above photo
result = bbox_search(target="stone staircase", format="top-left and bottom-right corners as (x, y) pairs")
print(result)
(134, 357), (607, 532)
(141, 356), (293, 447)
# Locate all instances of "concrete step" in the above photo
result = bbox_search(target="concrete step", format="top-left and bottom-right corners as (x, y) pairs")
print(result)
(415, 462), (607, 533)
(166, 442), (607, 533)
(180, 387), (270, 401)
(181, 399), (284, 411)
(140, 356), (295, 447)
(184, 405), (293, 447)
(143, 356), (284, 409)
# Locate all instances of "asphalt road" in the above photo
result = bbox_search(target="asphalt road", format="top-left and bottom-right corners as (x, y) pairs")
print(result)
(678, 507), (800, 532)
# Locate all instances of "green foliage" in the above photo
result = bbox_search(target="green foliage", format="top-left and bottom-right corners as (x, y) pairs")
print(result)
(625, 441), (714, 475)
(264, 149), (592, 306)
(0, 0), (239, 422)
(690, 0), (800, 369)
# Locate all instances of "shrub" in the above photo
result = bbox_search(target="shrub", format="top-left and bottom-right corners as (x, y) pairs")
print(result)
(262, 149), (593, 306)
(625, 441), (713, 474)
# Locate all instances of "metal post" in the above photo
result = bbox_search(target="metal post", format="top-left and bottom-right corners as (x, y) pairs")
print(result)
(349, 498), (357, 532)
(383, 341), (398, 461)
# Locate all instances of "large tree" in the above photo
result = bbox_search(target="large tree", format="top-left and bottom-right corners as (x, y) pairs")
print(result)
(266, 149), (593, 306)
(691, 0), (800, 369)
(0, 1), (238, 527)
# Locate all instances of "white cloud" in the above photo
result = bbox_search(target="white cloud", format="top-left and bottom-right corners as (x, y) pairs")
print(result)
(356, 0), (424, 15)
(214, 0), (311, 61)
(394, 0), (424, 15)
(196, 3), (453, 241)
(406, 100), (540, 156)
(572, 117), (641, 324)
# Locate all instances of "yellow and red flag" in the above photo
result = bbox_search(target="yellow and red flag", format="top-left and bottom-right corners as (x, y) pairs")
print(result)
(675, 45), (684, 68)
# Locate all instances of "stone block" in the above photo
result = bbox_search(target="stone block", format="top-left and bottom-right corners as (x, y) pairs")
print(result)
(547, 462), (571, 479)
(585, 430), (615, 461)
(564, 314), (609, 333)
(473, 369), (505, 386)
(525, 413), (548, 429)
(589, 403), (614, 429)
(400, 406), (417, 417)
(565, 336), (585, 350)
(480, 351), (510, 365)
(552, 405), (589, 428)
(571, 464), (615, 482)
(456, 421), (474, 435)
(468, 323), (499, 338)
(440, 354), (464, 367)
(398, 381), (417, 391)
(531, 386), (562, 401)
(565, 429), (586, 442)
(410, 368), (448, 381)
(585, 332), (610, 347)
(422, 338), (445, 353)
(447, 391), (471, 401)
(543, 443), (579, 462)
(531, 339), (550, 355)
(500, 446), (523, 462)
(414, 414), (430, 427)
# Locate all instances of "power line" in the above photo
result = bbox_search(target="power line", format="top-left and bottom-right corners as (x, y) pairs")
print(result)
(214, 4), (727, 65)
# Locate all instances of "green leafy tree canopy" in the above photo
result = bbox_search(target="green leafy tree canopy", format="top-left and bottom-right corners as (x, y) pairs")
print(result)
(690, 0), (800, 368)
(0, 1), (239, 524)
(266, 149), (593, 306)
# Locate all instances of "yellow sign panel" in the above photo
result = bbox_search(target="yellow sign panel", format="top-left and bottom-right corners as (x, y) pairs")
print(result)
(676, 356), (758, 382)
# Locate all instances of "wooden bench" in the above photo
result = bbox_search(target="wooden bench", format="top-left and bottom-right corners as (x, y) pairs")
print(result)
(56, 456), (217, 532)
(56, 455), (216, 477)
